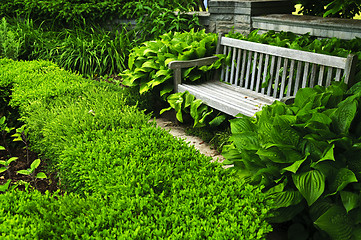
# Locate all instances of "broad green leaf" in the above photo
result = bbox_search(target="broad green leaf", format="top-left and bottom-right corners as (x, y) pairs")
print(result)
(315, 144), (335, 165)
(190, 99), (204, 120)
(269, 202), (305, 223)
(272, 191), (304, 208)
(340, 191), (359, 213)
(292, 170), (325, 206)
(229, 117), (255, 134)
(294, 88), (318, 108)
(0, 179), (11, 192)
(141, 61), (158, 69)
(154, 69), (169, 78)
(331, 98), (358, 134)
(195, 46), (206, 58)
(160, 107), (172, 115)
(0, 146), (5, 150)
(222, 145), (242, 165)
(329, 168), (358, 195)
(232, 132), (260, 151)
(314, 205), (353, 240)
(183, 67), (195, 78)
(17, 169), (30, 175)
(281, 156), (307, 174)
(209, 114), (226, 127)
(160, 84), (173, 97)
(183, 92), (195, 109)
(30, 159), (41, 170)
(257, 147), (285, 163)
(36, 172), (47, 179)
(0, 167), (6, 173)
(139, 83), (150, 94)
(7, 157), (18, 164)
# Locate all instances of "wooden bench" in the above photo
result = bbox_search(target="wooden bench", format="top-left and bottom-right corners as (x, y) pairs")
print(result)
(168, 35), (358, 117)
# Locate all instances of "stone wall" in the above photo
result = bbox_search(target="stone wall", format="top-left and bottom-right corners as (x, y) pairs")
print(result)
(207, 0), (293, 35)
(252, 14), (361, 40)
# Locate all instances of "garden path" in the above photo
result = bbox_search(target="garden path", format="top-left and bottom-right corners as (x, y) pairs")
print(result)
(153, 117), (225, 163)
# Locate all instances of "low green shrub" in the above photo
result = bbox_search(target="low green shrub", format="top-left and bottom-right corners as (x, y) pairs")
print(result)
(0, 58), (273, 239)
(224, 81), (361, 239)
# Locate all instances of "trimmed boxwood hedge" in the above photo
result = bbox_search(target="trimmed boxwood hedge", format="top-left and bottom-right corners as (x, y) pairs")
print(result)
(0, 58), (273, 239)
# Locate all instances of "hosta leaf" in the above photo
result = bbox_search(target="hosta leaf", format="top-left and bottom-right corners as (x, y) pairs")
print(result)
(141, 61), (158, 69)
(183, 92), (195, 109)
(195, 46), (206, 58)
(329, 168), (358, 195)
(160, 107), (172, 115)
(183, 67), (195, 78)
(272, 191), (304, 208)
(340, 191), (359, 213)
(160, 85), (173, 98)
(154, 69), (169, 78)
(232, 132), (260, 151)
(294, 88), (318, 108)
(314, 205), (353, 240)
(292, 170), (325, 206)
(36, 172), (47, 179)
(281, 156), (307, 174)
(222, 145), (242, 165)
(257, 147), (285, 163)
(209, 114), (226, 127)
(229, 117), (255, 134)
(331, 98), (357, 134)
(0, 167), (6, 173)
(268, 202), (305, 223)
(0, 146), (5, 150)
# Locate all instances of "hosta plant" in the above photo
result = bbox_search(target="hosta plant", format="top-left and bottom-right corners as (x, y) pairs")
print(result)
(223, 81), (361, 240)
(121, 29), (218, 96)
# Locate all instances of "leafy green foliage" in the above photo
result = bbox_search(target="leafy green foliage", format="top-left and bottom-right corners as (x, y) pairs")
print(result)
(122, 29), (218, 95)
(223, 81), (361, 239)
(294, 0), (361, 19)
(0, 59), (273, 239)
(0, 17), (23, 60)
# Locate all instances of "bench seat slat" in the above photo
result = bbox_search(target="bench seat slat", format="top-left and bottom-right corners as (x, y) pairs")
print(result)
(178, 81), (275, 117)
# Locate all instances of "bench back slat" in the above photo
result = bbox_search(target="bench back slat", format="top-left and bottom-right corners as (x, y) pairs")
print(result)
(219, 36), (355, 100)
(221, 37), (348, 69)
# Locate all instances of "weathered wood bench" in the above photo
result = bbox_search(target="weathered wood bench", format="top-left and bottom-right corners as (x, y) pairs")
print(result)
(168, 35), (357, 117)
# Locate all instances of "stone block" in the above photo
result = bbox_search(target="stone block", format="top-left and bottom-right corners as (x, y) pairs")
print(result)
(234, 15), (251, 24)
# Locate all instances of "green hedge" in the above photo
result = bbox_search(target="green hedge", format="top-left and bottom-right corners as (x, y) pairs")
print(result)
(0, 0), (197, 26)
(0, 58), (273, 239)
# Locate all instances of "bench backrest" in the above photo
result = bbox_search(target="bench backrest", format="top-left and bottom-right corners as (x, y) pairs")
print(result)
(218, 36), (358, 100)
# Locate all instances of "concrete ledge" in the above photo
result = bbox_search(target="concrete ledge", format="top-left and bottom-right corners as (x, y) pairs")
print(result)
(253, 14), (361, 39)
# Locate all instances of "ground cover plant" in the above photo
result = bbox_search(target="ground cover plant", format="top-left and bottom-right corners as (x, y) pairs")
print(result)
(0, 58), (273, 239)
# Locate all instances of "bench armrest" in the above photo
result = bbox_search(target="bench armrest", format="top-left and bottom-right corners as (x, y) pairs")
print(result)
(168, 56), (219, 92)
(280, 96), (295, 105)
(168, 56), (219, 69)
